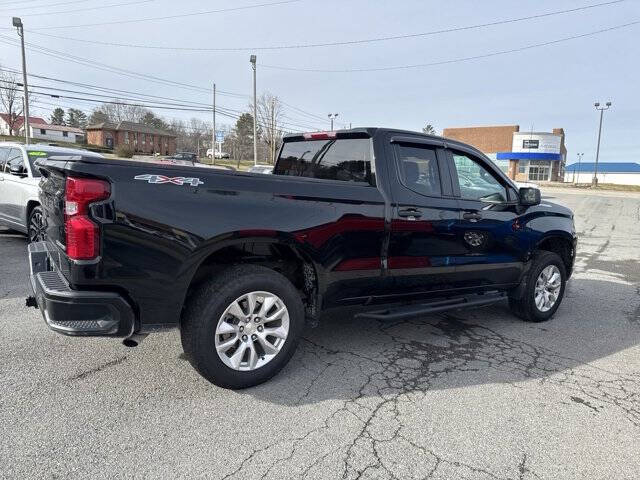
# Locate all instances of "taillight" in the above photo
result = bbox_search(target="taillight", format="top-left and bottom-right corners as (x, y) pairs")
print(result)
(303, 131), (337, 140)
(65, 177), (110, 260)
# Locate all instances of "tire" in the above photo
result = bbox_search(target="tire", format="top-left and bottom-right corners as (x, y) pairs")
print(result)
(181, 264), (305, 389)
(509, 251), (567, 322)
(27, 205), (46, 243)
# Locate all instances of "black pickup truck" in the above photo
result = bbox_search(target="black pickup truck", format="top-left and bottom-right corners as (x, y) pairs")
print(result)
(28, 128), (576, 388)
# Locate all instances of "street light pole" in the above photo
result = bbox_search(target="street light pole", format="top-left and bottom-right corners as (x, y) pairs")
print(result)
(270, 97), (275, 164)
(328, 113), (339, 131)
(575, 152), (584, 184)
(13, 17), (30, 145)
(250, 55), (257, 166)
(593, 101), (611, 187)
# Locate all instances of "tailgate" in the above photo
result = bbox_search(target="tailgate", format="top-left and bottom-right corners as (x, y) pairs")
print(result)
(38, 160), (67, 263)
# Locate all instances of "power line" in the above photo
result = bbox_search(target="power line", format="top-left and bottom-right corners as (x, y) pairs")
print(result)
(0, 0), (89, 13)
(259, 20), (640, 72)
(28, 94), (304, 134)
(0, 35), (243, 96)
(13, 0), (157, 17)
(2, 80), (322, 131)
(0, 0), (58, 6)
(1, 68), (324, 130)
(0, 65), (245, 101)
(21, 0), (628, 50)
(23, 0), (302, 30)
(0, 40), (327, 127)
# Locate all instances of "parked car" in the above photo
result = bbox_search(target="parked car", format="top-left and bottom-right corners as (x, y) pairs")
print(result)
(206, 149), (230, 159)
(515, 180), (540, 190)
(248, 164), (274, 174)
(28, 128), (576, 389)
(0, 143), (103, 242)
(167, 152), (198, 163)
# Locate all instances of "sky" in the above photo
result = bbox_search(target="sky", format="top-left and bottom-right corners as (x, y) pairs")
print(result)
(0, 0), (638, 165)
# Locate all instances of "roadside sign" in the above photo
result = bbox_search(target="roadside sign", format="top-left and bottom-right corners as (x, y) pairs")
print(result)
(216, 131), (225, 142)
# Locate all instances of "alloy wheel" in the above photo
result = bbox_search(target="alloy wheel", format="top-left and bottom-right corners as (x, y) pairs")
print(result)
(534, 265), (562, 312)
(28, 210), (46, 243)
(214, 291), (289, 371)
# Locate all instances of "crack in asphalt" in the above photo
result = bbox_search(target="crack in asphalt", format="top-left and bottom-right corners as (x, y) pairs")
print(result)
(66, 356), (128, 382)
(221, 311), (639, 479)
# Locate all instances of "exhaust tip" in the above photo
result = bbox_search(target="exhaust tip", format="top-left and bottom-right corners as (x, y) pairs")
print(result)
(122, 333), (147, 348)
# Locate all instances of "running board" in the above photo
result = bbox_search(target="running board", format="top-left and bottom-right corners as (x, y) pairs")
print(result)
(354, 292), (507, 321)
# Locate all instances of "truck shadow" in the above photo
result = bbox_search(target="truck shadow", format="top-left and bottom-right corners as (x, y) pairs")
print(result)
(0, 230), (30, 300)
(246, 274), (640, 413)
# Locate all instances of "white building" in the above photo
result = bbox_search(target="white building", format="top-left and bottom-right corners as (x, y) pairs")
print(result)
(27, 123), (84, 144)
(564, 162), (640, 186)
(0, 114), (48, 136)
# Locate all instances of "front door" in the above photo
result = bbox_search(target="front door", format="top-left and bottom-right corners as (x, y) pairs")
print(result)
(0, 146), (11, 222)
(1, 148), (29, 226)
(384, 136), (462, 301)
(447, 148), (523, 289)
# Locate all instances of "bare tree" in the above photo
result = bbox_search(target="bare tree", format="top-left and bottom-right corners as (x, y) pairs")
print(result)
(0, 69), (35, 136)
(89, 101), (147, 124)
(253, 93), (284, 164)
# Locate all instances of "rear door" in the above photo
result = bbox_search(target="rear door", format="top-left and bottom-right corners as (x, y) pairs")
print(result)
(275, 133), (388, 306)
(446, 147), (523, 289)
(384, 134), (462, 300)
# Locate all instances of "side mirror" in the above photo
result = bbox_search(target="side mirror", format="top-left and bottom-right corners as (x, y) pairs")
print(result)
(519, 187), (541, 206)
(9, 163), (27, 177)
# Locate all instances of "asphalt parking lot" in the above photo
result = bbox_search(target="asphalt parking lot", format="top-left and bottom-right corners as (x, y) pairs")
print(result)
(1, 188), (639, 479)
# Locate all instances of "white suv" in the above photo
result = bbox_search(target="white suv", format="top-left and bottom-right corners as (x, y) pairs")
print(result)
(0, 143), (102, 242)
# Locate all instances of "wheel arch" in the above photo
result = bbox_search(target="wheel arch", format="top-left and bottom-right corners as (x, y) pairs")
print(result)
(535, 232), (575, 276)
(25, 200), (41, 228)
(180, 237), (322, 323)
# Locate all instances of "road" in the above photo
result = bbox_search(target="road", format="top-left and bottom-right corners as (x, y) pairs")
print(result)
(1, 189), (639, 479)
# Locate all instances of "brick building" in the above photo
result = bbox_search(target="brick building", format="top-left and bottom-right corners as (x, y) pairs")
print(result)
(85, 121), (177, 155)
(443, 125), (567, 182)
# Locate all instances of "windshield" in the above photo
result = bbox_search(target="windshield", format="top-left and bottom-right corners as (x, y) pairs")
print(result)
(26, 150), (51, 178)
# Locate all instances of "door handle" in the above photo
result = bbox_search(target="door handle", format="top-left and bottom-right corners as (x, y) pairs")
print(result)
(463, 211), (482, 222)
(398, 208), (422, 220)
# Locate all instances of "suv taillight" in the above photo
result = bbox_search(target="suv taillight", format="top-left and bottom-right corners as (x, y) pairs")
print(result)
(65, 177), (110, 260)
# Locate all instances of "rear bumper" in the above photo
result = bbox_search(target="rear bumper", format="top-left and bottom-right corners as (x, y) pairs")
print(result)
(28, 242), (135, 337)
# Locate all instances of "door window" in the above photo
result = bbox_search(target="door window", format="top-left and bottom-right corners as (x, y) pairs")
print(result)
(451, 152), (507, 202)
(394, 144), (441, 197)
(0, 147), (10, 172)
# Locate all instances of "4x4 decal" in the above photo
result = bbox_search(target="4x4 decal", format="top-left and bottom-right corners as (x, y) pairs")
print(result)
(134, 174), (203, 187)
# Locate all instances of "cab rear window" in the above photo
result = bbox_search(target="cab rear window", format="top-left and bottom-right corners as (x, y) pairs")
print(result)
(275, 138), (374, 184)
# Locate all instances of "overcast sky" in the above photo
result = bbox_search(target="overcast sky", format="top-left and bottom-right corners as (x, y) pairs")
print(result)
(1, 0), (638, 164)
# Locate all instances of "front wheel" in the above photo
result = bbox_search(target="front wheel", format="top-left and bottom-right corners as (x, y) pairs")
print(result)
(181, 265), (305, 389)
(509, 251), (567, 322)
(28, 206), (46, 243)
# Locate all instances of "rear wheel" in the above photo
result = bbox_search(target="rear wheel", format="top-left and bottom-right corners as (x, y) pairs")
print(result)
(28, 206), (46, 243)
(181, 264), (305, 389)
(509, 251), (566, 322)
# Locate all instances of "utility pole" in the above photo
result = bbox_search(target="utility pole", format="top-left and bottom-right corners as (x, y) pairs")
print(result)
(250, 55), (257, 166)
(212, 82), (216, 165)
(328, 113), (339, 131)
(13, 17), (30, 145)
(575, 153), (584, 184)
(271, 97), (275, 164)
(593, 101), (611, 187)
